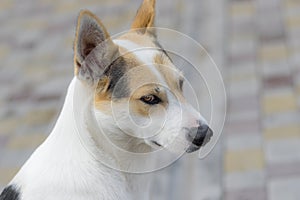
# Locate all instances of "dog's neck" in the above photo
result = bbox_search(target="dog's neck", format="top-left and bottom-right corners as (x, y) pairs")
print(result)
(11, 77), (152, 200)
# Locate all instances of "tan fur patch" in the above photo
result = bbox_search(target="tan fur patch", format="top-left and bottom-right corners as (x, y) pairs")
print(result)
(94, 76), (112, 114)
(94, 48), (171, 118)
(154, 54), (186, 103)
(129, 85), (168, 117)
(131, 0), (156, 30)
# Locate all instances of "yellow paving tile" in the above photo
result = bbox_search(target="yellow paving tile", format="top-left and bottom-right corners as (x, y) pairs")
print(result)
(176, 1), (185, 12)
(230, 2), (255, 16)
(264, 124), (300, 140)
(23, 109), (56, 126)
(64, 36), (74, 47)
(0, 167), (20, 185)
(228, 72), (256, 82)
(260, 43), (288, 61)
(296, 85), (300, 95)
(7, 133), (47, 149)
(0, 118), (20, 136)
(287, 17), (300, 28)
(55, 3), (82, 13)
(284, 0), (300, 8)
(23, 20), (47, 30)
(0, 1), (12, 11)
(262, 93), (297, 115)
(224, 148), (265, 173)
(0, 46), (10, 60)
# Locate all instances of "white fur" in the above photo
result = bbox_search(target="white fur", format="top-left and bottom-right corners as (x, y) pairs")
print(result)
(10, 78), (151, 200)
(114, 39), (166, 85)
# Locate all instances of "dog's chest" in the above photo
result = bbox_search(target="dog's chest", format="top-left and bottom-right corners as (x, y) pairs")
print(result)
(13, 157), (131, 200)
(9, 135), (131, 200)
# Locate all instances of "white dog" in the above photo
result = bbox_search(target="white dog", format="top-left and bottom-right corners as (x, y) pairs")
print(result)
(0, 0), (213, 199)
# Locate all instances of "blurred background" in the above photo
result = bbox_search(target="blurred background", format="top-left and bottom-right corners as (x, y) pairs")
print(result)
(0, 0), (300, 199)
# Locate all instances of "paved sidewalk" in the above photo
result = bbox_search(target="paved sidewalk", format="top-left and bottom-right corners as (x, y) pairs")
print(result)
(224, 0), (300, 199)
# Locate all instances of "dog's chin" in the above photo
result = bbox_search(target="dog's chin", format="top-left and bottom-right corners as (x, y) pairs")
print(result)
(185, 143), (201, 153)
(144, 140), (163, 150)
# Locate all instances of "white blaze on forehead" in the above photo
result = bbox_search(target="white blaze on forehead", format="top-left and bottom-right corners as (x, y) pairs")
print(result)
(114, 39), (181, 113)
(113, 39), (167, 86)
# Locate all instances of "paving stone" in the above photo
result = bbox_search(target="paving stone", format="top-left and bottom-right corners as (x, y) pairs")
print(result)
(228, 94), (259, 114)
(230, 16), (255, 35)
(230, 1), (255, 16)
(229, 51), (256, 65)
(225, 134), (262, 151)
(264, 124), (300, 140)
(0, 149), (35, 167)
(261, 60), (291, 78)
(0, 118), (21, 136)
(284, 0), (300, 8)
(229, 37), (256, 59)
(260, 42), (288, 62)
(263, 74), (293, 89)
(262, 90), (297, 115)
(225, 187), (266, 200)
(224, 0), (300, 198)
(267, 161), (300, 179)
(224, 170), (266, 190)
(225, 116), (260, 135)
(286, 15), (300, 29)
(265, 139), (300, 164)
(268, 176), (300, 200)
(0, 167), (20, 186)
(227, 108), (260, 123)
(23, 109), (57, 126)
(228, 62), (256, 81)
(7, 133), (47, 150)
(257, 12), (285, 42)
(263, 111), (300, 129)
(224, 148), (265, 173)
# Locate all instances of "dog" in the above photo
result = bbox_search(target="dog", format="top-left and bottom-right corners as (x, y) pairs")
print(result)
(0, 0), (213, 199)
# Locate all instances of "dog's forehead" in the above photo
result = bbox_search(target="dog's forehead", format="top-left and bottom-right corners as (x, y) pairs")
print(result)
(113, 33), (181, 91)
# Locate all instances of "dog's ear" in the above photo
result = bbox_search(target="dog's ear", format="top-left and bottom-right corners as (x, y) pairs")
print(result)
(74, 10), (119, 86)
(131, 0), (156, 34)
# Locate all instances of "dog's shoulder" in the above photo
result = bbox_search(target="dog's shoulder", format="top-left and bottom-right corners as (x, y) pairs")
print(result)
(0, 185), (20, 200)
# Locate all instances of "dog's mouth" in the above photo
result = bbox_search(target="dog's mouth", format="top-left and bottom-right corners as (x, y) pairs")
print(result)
(151, 140), (162, 147)
(147, 128), (213, 153)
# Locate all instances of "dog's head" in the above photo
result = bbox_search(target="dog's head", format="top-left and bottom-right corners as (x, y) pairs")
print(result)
(73, 0), (213, 154)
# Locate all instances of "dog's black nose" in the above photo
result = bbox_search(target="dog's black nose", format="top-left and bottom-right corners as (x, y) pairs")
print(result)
(186, 124), (213, 147)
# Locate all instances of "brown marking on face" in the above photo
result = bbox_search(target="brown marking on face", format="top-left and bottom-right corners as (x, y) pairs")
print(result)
(94, 45), (172, 119)
(153, 54), (186, 103)
(124, 52), (169, 118)
(129, 84), (168, 117)
(94, 76), (112, 114)
(93, 48), (153, 113)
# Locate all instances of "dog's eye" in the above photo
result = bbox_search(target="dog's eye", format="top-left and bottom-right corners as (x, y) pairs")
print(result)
(179, 79), (184, 91)
(140, 95), (161, 105)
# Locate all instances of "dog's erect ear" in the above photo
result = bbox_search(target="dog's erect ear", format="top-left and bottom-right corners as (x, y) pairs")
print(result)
(131, 0), (156, 34)
(74, 10), (119, 86)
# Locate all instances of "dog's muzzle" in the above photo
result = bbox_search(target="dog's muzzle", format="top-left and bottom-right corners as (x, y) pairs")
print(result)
(185, 124), (213, 153)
